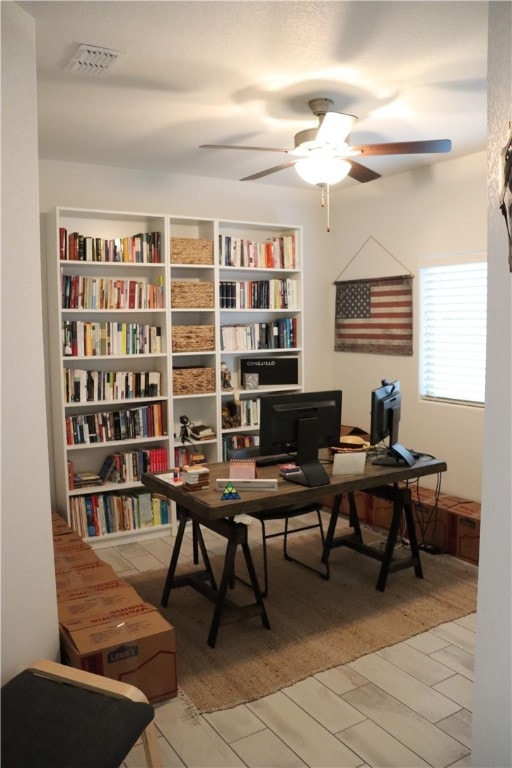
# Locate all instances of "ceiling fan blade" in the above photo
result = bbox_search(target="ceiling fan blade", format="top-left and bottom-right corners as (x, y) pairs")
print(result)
(348, 160), (381, 183)
(200, 144), (289, 153)
(240, 160), (298, 181)
(351, 139), (452, 156)
(316, 112), (357, 145)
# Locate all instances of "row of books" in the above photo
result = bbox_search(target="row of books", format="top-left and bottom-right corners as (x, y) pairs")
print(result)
(218, 234), (296, 270)
(64, 369), (161, 404)
(221, 433), (259, 460)
(173, 445), (207, 468)
(61, 273), (164, 310)
(67, 446), (168, 489)
(69, 491), (170, 538)
(220, 317), (298, 351)
(62, 320), (163, 357)
(219, 279), (298, 309)
(65, 402), (167, 445)
(60, 228), (162, 263)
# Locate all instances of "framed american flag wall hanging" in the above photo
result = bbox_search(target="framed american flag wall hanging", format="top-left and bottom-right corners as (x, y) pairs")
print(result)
(334, 274), (413, 355)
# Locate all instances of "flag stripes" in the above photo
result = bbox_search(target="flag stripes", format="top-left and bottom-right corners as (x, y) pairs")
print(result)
(334, 276), (413, 355)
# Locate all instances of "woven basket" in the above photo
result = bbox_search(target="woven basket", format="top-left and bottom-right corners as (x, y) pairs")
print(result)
(171, 280), (214, 308)
(171, 238), (213, 265)
(172, 325), (215, 352)
(173, 367), (216, 395)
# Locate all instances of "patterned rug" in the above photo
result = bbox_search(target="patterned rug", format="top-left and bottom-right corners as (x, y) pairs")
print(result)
(126, 531), (478, 713)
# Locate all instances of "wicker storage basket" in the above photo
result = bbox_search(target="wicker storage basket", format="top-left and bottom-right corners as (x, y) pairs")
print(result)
(171, 280), (214, 308)
(170, 238), (213, 265)
(173, 366), (216, 395)
(172, 325), (215, 352)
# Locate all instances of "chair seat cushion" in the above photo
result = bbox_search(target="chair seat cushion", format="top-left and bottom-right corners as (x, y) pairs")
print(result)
(1, 670), (154, 768)
(249, 502), (321, 522)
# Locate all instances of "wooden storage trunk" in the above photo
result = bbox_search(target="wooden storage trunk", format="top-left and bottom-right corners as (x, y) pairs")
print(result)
(173, 367), (216, 395)
(172, 325), (215, 352)
(170, 238), (213, 265)
(171, 280), (214, 308)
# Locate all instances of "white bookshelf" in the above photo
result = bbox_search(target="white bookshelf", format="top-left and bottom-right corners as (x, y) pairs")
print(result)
(47, 208), (303, 545)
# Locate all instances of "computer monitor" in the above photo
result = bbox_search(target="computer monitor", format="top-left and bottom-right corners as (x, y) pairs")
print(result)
(370, 379), (416, 466)
(258, 389), (342, 486)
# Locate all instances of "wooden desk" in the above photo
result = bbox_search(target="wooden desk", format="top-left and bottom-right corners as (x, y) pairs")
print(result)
(142, 456), (446, 646)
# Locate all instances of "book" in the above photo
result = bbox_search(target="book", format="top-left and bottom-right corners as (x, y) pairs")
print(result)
(189, 424), (214, 440)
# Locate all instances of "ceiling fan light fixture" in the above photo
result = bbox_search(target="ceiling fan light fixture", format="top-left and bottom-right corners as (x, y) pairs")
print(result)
(295, 152), (351, 186)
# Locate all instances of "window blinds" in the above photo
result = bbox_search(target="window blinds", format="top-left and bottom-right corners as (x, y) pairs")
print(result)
(419, 260), (487, 405)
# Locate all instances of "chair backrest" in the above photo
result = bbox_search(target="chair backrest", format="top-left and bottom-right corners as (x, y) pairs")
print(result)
(1, 660), (160, 768)
(228, 446), (261, 459)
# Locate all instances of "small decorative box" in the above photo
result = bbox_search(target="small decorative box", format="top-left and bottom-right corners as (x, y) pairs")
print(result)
(243, 372), (259, 390)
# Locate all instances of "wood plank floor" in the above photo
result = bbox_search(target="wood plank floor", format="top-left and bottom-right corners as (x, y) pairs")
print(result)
(96, 515), (475, 768)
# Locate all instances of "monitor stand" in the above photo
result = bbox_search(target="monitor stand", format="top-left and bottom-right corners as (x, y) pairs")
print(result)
(287, 416), (331, 487)
(285, 461), (330, 487)
(373, 442), (416, 467)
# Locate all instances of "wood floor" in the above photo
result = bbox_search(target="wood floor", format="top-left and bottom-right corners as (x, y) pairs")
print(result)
(96, 515), (475, 768)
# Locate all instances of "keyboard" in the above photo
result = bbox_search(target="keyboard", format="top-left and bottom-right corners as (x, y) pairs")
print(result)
(255, 453), (294, 467)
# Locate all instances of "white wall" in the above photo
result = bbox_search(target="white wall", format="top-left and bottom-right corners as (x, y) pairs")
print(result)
(329, 153), (487, 499)
(38, 152), (487, 503)
(1, 2), (60, 682)
(471, 3), (512, 765)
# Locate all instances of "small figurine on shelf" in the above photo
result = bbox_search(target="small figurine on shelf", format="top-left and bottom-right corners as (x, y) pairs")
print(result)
(221, 362), (232, 390)
(179, 414), (192, 443)
(221, 401), (241, 429)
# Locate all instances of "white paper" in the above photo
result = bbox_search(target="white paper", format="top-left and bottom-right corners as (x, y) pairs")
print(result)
(332, 451), (366, 475)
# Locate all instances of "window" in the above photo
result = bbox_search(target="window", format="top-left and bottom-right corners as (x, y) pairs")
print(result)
(419, 255), (487, 405)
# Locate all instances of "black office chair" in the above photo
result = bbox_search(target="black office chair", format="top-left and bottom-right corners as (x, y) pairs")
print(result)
(228, 447), (329, 596)
(1, 659), (161, 768)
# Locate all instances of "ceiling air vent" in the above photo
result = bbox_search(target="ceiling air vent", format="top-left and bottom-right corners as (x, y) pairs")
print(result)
(65, 44), (124, 76)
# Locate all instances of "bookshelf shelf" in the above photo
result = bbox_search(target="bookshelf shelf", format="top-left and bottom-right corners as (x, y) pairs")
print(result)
(47, 208), (303, 545)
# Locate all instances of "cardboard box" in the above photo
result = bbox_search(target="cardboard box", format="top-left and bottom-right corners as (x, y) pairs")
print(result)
(447, 514), (480, 564)
(55, 562), (118, 595)
(53, 535), (93, 554)
(57, 578), (132, 603)
(59, 606), (177, 703)
(54, 549), (101, 569)
(412, 501), (449, 551)
(57, 585), (144, 627)
(52, 513), (75, 535)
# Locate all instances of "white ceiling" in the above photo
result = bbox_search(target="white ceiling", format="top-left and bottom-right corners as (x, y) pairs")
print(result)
(21, 0), (488, 190)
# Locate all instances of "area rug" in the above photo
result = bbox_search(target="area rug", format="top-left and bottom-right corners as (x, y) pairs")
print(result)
(126, 532), (478, 713)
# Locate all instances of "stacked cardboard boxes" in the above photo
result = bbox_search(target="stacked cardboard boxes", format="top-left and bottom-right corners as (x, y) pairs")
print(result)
(356, 488), (481, 565)
(52, 514), (177, 702)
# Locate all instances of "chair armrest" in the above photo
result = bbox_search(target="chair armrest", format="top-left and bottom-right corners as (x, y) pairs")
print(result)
(27, 659), (150, 704)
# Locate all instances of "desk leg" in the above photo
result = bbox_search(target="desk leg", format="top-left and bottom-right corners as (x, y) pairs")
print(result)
(207, 523), (270, 648)
(161, 510), (187, 607)
(376, 486), (423, 591)
(403, 488), (423, 579)
(348, 492), (363, 541)
(322, 494), (342, 565)
(192, 520), (200, 565)
(161, 508), (217, 607)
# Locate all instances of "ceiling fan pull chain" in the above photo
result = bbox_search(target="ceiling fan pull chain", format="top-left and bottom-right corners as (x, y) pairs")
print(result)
(319, 184), (331, 232)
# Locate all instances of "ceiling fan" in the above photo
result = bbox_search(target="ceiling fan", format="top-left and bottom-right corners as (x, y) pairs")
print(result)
(200, 97), (452, 185)
(200, 97), (451, 230)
